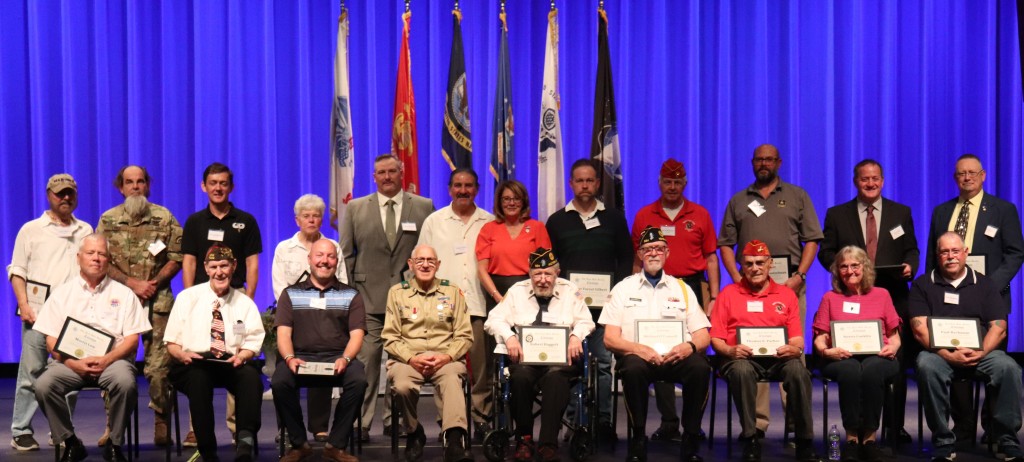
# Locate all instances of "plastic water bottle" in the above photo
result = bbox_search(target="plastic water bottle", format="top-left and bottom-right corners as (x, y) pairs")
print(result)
(827, 424), (841, 461)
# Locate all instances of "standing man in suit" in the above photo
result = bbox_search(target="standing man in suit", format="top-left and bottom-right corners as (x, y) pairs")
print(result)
(925, 153), (1024, 445)
(340, 154), (434, 440)
(818, 159), (919, 444)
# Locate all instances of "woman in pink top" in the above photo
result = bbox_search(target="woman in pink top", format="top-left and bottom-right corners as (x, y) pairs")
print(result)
(812, 246), (901, 462)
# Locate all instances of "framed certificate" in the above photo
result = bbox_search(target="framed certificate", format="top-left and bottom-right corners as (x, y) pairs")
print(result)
(770, 255), (792, 284)
(569, 272), (613, 308)
(928, 317), (982, 350)
(55, 317), (115, 360)
(297, 362), (336, 376)
(737, 326), (787, 356)
(635, 319), (684, 355)
(965, 255), (986, 275)
(830, 320), (883, 354)
(519, 326), (570, 365)
(19, 280), (51, 316)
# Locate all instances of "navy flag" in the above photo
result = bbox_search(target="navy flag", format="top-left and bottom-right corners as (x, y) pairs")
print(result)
(490, 7), (514, 182)
(591, 7), (623, 210)
(442, 6), (472, 171)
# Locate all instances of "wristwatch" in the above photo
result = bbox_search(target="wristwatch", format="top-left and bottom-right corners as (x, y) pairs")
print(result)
(795, 271), (807, 281)
(341, 356), (353, 363)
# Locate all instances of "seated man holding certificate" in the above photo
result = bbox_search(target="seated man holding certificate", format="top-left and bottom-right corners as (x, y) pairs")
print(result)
(709, 240), (820, 462)
(165, 245), (265, 462)
(811, 245), (901, 462)
(600, 226), (711, 462)
(382, 244), (473, 462)
(909, 232), (1022, 462)
(484, 247), (595, 461)
(33, 234), (151, 462)
(272, 239), (366, 462)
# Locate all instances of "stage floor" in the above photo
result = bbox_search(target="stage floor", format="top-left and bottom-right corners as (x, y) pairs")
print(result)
(0, 377), (1014, 461)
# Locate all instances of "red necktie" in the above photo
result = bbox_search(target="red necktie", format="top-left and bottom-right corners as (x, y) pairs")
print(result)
(865, 205), (878, 262)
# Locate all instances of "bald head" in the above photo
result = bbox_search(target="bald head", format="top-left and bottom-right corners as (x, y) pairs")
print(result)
(308, 238), (340, 285)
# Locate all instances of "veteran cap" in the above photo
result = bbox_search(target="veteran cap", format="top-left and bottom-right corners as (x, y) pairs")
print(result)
(742, 239), (771, 257)
(660, 159), (686, 179)
(46, 174), (77, 194)
(529, 247), (558, 269)
(205, 244), (236, 262)
(637, 225), (666, 247)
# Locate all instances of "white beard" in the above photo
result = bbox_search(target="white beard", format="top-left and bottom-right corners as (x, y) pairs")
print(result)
(124, 195), (150, 220)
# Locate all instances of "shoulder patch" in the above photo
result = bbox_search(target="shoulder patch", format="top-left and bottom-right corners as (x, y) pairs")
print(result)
(401, 281), (410, 289)
(440, 279), (450, 286)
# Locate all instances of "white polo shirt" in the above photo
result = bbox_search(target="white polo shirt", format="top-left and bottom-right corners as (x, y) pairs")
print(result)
(418, 204), (494, 317)
(34, 275), (150, 346)
(164, 282), (265, 355)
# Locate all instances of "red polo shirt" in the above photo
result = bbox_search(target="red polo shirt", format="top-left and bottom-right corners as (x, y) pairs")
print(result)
(631, 199), (717, 277)
(710, 279), (802, 345)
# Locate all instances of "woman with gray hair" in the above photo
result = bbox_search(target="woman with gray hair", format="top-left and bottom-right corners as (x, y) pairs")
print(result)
(812, 245), (901, 462)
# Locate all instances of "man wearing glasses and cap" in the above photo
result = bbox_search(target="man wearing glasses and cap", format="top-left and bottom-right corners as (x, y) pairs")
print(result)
(484, 247), (595, 462)
(600, 226), (712, 462)
(7, 173), (93, 452)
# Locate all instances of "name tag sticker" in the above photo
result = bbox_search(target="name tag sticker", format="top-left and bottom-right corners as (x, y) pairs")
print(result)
(747, 301), (764, 312)
(660, 309), (678, 318)
(660, 226), (676, 237)
(401, 222), (417, 232)
(453, 243), (468, 255)
(985, 225), (998, 238)
(541, 311), (559, 324)
(748, 200), (766, 218)
(889, 225), (905, 240)
(309, 298), (327, 309)
(842, 301), (860, 314)
(148, 240), (167, 256)
(944, 292), (959, 305)
(232, 322), (246, 335)
(208, 229), (225, 242)
(584, 217), (601, 230)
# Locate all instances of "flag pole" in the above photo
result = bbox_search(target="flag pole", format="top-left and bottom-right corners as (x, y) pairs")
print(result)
(405, 0), (410, 13)
(551, 0), (555, 11)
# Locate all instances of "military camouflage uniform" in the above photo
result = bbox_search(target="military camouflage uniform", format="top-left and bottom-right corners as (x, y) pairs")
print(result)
(97, 203), (183, 414)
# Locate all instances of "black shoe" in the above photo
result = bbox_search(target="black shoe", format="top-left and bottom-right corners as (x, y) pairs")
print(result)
(102, 442), (127, 462)
(859, 441), (883, 462)
(472, 421), (491, 445)
(929, 457), (955, 462)
(626, 435), (648, 462)
(891, 427), (912, 445)
(385, 424), (408, 439)
(755, 429), (766, 439)
(680, 433), (703, 462)
(358, 427), (369, 443)
(795, 439), (824, 462)
(442, 428), (472, 462)
(405, 425), (426, 462)
(742, 439), (761, 462)
(840, 442), (859, 462)
(234, 440), (253, 462)
(595, 422), (618, 446)
(650, 424), (682, 442)
(60, 436), (87, 462)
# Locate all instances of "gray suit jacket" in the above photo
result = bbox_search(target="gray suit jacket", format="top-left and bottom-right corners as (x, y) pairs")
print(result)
(340, 191), (434, 314)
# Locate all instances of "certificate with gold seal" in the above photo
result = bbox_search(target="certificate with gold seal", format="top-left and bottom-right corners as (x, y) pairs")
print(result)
(19, 279), (51, 316)
(519, 326), (570, 365)
(569, 272), (613, 308)
(635, 319), (684, 355)
(830, 320), (883, 354)
(769, 256), (792, 284)
(55, 317), (115, 360)
(928, 317), (982, 350)
(737, 326), (787, 356)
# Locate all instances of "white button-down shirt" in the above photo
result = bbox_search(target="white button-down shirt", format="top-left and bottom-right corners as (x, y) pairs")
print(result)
(598, 272), (711, 344)
(164, 282), (265, 355)
(271, 232), (348, 299)
(7, 212), (93, 312)
(34, 275), (151, 346)
(485, 278), (595, 344)
(418, 204), (494, 316)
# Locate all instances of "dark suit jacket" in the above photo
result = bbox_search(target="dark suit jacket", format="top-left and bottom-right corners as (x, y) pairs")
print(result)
(927, 192), (1024, 297)
(340, 191), (434, 315)
(819, 197), (920, 317)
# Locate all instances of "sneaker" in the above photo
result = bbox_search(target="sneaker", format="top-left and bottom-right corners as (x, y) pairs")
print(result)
(183, 430), (198, 447)
(11, 434), (40, 451)
(513, 435), (536, 461)
(536, 443), (561, 462)
(650, 424), (681, 442)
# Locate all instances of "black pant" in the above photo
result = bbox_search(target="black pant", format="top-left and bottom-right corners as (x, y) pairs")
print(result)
(271, 355), (367, 449)
(654, 274), (706, 428)
(508, 363), (580, 446)
(618, 353), (710, 437)
(821, 355), (899, 433)
(169, 360), (263, 458)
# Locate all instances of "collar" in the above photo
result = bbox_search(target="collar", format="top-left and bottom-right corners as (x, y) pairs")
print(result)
(564, 199), (605, 215)
(285, 232), (321, 250)
(443, 203), (490, 222)
(77, 274), (110, 293)
(294, 277), (344, 292)
(378, 191), (404, 208)
(109, 204), (155, 225)
(746, 178), (785, 195)
(42, 211), (80, 227)
(930, 268), (977, 288)
(406, 278), (441, 296)
(857, 198), (883, 214)
(634, 271), (667, 290)
(528, 280), (563, 299)
(737, 278), (779, 297)
(652, 199), (691, 221)
(203, 203), (237, 219)
(959, 190), (985, 206)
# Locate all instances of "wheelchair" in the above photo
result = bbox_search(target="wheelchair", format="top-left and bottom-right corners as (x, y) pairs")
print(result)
(482, 339), (598, 462)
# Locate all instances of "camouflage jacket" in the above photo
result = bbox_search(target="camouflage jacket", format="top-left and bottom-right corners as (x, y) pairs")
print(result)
(97, 203), (183, 313)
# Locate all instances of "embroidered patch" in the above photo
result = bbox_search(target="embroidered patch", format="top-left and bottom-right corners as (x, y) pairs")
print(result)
(773, 301), (785, 313)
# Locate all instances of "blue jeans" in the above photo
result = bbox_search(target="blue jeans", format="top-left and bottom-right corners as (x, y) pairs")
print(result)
(917, 350), (1022, 458)
(566, 323), (613, 425)
(11, 324), (77, 436)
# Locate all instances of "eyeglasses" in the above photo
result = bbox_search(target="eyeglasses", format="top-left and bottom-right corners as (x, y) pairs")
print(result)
(938, 249), (964, 257)
(753, 157), (779, 165)
(955, 170), (983, 179)
(411, 258), (438, 266)
(838, 263), (863, 272)
(501, 196), (523, 204)
(640, 246), (668, 256)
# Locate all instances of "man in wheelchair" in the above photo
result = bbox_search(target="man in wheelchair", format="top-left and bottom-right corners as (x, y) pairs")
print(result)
(485, 247), (595, 461)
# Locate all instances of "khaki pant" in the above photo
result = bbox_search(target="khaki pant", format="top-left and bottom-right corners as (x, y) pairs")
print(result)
(754, 284), (806, 432)
(387, 360), (467, 433)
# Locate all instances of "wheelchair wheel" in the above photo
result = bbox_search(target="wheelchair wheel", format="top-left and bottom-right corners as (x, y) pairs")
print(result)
(569, 427), (593, 461)
(483, 429), (511, 462)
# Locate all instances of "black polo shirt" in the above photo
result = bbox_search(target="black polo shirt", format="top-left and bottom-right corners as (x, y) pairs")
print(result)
(182, 203), (262, 288)
(907, 267), (1007, 338)
(274, 278), (367, 355)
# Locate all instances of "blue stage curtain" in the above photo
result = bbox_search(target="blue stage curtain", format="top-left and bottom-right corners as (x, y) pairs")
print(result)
(0, 0), (1020, 361)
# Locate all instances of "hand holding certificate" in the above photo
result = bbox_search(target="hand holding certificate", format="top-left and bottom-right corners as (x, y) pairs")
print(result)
(55, 317), (115, 360)
(928, 317), (982, 350)
(297, 362), (336, 376)
(737, 327), (787, 357)
(830, 320), (883, 355)
(635, 320), (684, 356)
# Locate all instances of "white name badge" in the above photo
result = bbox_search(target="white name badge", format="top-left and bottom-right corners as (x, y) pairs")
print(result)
(660, 225), (676, 237)
(748, 200), (766, 217)
(52, 226), (75, 238)
(401, 222), (417, 232)
(944, 292), (960, 305)
(747, 301), (764, 312)
(966, 255), (986, 275)
(148, 239), (167, 256)
(232, 322), (246, 335)
(889, 225), (905, 240)
(541, 311), (559, 324)
(985, 225), (998, 238)
(453, 243), (468, 255)
(584, 217), (601, 230)
(660, 309), (678, 318)
(309, 298), (327, 309)
(842, 301), (861, 314)
(208, 229), (225, 242)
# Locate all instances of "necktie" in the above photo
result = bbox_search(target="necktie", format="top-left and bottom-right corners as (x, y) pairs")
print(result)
(865, 205), (878, 262)
(954, 200), (971, 241)
(533, 296), (552, 326)
(210, 300), (227, 358)
(385, 199), (397, 248)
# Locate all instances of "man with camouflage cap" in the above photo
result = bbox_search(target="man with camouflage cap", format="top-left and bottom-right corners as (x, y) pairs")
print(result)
(97, 165), (183, 446)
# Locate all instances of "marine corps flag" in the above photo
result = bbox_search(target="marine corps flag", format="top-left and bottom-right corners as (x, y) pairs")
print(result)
(490, 7), (514, 183)
(537, 7), (564, 222)
(329, 9), (355, 229)
(591, 7), (623, 211)
(442, 6), (471, 171)
(392, 10), (420, 193)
